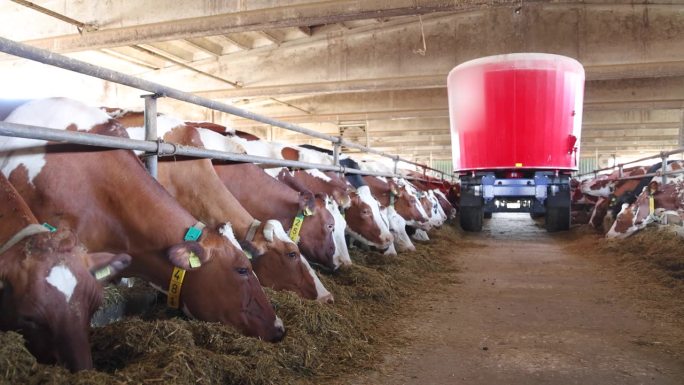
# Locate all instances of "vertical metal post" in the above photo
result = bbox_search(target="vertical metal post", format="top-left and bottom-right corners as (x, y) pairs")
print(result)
(618, 164), (623, 179)
(332, 137), (341, 166)
(142, 94), (160, 179)
(661, 152), (668, 185)
(393, 157), (399, 176)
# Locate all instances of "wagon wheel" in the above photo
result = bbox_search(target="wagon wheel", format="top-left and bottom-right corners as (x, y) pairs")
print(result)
(460, 206), (483, 232)
(545, 206), (570, 232)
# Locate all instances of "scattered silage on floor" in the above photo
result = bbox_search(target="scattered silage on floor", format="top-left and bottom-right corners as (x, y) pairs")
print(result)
(1, 225), (462, 385)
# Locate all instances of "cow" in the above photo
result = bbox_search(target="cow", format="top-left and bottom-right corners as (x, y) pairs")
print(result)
(277, 168), (352, 266)
(1, 98), (285, 342)
(184, 130), (345, 270)
(433, 189), (457, 220)
(334, 157), (394, 252)
(236, 141), (394, 253)
(582, 166), (650, 230)
(111, 111), (333, 303)
(212, 162), (339, 271)
(570, 178), (599, 225)
(607, 180), (684, 238)
(214, 137), (394, 254)
(0, 172), (131, 372)
(360, 175), (417, 252)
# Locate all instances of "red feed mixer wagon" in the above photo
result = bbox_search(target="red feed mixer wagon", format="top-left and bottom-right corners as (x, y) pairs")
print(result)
(448, 53), (585, 232)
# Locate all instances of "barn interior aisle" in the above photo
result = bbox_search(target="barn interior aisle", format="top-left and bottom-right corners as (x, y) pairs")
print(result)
(344, 215), (684, 385)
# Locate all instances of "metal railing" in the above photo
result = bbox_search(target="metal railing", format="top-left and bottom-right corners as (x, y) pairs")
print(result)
(576, 147), (684, 185)
(0, 36), (450, 184)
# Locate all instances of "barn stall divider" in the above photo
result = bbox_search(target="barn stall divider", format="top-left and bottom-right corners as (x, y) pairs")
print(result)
(0, 36), (462, 385)
(576, 148), (684, 184)
(0, 36), (451, 182)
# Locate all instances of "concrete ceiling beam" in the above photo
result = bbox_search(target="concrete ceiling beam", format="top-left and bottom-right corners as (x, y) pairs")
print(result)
(19, 0), (512, 53)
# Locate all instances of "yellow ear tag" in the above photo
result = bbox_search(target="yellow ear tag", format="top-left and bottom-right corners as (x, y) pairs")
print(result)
(648, 195), (655, 215)
(303, 207), (313, 216)
(188, 252), (202, 268)
(94, 266), (112, 280)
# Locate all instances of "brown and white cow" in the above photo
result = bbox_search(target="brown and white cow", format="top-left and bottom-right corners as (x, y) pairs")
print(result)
(1, 98), (284, 342)
(0, 173), (131, 372)
(607, 180), (684, 238)
(582, 166), (650, 230)
(606, 163), (684, 238)
(361, 176), (417, 252)
(277, 168), (352, 265)
(234, 141), (394, 252)
(112, 111), (333, 303)
(212, 162), (339, 270)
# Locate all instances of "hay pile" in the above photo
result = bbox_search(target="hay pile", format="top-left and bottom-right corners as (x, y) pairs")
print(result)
(1, 226), (461, 385)
(600, 226), (684, 285)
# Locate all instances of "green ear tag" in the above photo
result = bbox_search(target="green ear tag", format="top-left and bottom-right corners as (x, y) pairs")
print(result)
(94, 266), (112, 280)
(244, 250), (253, 260)
(303, 207), (313, 216)
(42, 223), (57, 232)
(188, 252), (202, 268)
(184, 226), (202, 241)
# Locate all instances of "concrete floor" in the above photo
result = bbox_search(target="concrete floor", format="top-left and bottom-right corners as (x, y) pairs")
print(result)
(346, 214), (684, 385)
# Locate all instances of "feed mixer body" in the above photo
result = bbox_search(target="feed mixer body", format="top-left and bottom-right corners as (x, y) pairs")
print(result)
(447, 53), (585, 232)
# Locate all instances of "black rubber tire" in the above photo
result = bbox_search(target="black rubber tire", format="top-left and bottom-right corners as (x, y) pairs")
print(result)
(530, 212), (545, 219)
(484, 212), (493, 219)
(545, 206), (570, 232)
(460, 206), (484, 232)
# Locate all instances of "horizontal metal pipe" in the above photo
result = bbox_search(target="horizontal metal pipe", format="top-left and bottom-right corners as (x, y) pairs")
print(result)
(0, 121), (399, 178)
(615, 168), (684, 181)
(579, 148), (684, 178)
(0, 37), (434, 176)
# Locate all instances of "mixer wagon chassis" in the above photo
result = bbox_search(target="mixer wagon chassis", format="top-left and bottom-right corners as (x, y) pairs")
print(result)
(459, 171), (571, 233)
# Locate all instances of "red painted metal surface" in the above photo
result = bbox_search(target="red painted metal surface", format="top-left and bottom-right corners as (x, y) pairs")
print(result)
(448, 53), (585, 172)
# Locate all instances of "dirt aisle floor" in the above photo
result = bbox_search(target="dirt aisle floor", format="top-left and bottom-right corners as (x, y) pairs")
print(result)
(345, 213), (684, 385)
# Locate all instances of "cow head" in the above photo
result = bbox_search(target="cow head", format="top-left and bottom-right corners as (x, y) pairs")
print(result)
(321, 171), (352, 209)
(589, 196), (610, 230)
(397, 181), (431, 229)
(297, 195), (337, 271)
(325, 196), (352, 268)
(248, 220), (333, 303)
(384, 207), (415, 252)
(345, 186), (394, 250)
(0, 229), (130, 372)
(169, 224), (285, 342)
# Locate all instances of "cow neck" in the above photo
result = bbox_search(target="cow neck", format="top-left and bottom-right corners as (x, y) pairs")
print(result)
(89, 152), (199, 252)
(0, 224), (52, 255)
(24, 149), (200, 284)
(157, 159), (254, 234)
(213, 163), (302, 225)
(0, 177), (40, 247)
(362, 176), (391, 207)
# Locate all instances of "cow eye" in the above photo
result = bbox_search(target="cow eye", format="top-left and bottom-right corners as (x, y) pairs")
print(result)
(236, 267), (249, 276)
(287, 252), (298, 259)
(327, 224), (334, 231)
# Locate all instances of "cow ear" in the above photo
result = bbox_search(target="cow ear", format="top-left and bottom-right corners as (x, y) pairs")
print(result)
(87, 253), (132, 283)
(238, 240), (260, 261)
(167, 241), (209, 270)
(298, 191), (316, 213)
